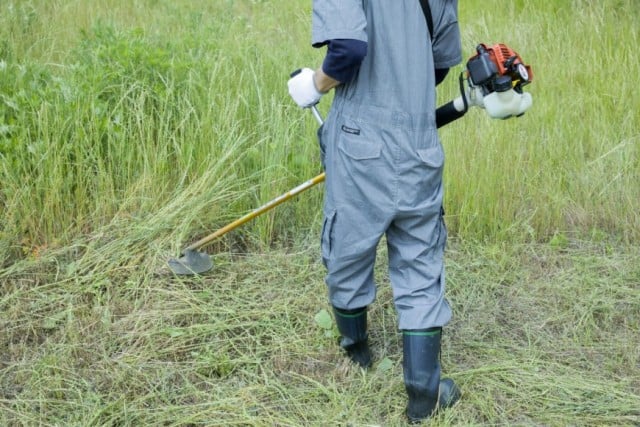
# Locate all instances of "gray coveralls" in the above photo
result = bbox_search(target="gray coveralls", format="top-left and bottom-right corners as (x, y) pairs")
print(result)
(313, 1), (462, 330)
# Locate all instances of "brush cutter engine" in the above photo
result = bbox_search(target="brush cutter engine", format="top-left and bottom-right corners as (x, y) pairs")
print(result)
(464, 43), (533, 119)
(467, 43), (532, 95)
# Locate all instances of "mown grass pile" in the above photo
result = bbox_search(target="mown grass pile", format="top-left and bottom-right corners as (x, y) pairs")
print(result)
(1, 0), (638, 425)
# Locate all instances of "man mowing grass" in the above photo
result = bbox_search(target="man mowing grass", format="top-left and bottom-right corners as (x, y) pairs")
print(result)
(288, 0), (464, 422)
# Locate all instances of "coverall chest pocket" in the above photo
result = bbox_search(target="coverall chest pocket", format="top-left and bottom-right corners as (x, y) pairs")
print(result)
(338, 137), (381, 160)
(337, 133), (382, 184)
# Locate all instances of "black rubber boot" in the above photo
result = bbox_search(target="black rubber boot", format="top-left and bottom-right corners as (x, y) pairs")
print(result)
(403, 328), (460, 423)
(333, 306), (372, 368)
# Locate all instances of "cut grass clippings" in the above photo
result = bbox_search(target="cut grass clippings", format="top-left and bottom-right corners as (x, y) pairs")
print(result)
(1, 238), (638, 426)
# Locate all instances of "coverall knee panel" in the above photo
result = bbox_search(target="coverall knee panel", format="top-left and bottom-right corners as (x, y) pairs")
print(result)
(387, 209), (451, 330)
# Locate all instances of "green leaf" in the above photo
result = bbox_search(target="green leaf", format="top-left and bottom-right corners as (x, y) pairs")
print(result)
(549, 232), (569, 250)
(314, 309), (333, 331)
(376, 357), (394, 373)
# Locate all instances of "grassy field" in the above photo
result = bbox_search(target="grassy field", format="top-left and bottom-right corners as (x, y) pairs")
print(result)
(1, 0), (639, 425)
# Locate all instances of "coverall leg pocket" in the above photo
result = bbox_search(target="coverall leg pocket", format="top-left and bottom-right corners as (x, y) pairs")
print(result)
(437, 205), (448, 249)
(321, 210), (337, 268)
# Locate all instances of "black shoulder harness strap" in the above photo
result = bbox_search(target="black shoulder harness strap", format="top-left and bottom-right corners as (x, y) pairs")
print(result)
(418, 0), (434, 42)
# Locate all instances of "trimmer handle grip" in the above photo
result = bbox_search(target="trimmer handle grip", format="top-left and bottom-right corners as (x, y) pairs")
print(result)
(310, 105), (323, 126)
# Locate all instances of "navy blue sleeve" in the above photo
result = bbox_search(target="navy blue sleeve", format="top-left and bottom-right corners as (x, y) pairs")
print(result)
(321, 39), (367, 83)
(435, 68), (449, 86)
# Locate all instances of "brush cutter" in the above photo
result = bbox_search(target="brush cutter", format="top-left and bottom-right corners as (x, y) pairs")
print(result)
(168, 43), (533, 275)
(167, 106), (325, 275)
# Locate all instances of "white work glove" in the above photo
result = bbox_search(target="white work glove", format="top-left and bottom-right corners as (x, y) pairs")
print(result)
(288, 68), (324, 108)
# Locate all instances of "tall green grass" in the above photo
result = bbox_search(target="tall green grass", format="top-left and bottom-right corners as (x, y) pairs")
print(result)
(1, 0), (638, 262)
(1, 0), (324, 264)
(441, 0), (640, 241)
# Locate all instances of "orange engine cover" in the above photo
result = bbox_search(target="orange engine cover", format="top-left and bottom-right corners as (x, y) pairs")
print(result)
(476, 43), (533, 86)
